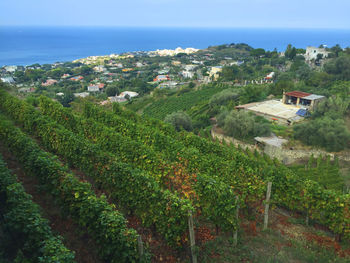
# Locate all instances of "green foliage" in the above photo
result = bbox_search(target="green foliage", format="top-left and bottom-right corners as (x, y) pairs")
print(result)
(105, 85), (120, 96)
(143, 84), (228, 119)
(47, 68), (63, 79)
(38, 96), (240, 234)
(239, 84), (269, 104)
(250, 48), (266, 58)
(312, 95), (350, 119)
(164, 111), (193, 131)
(0, 155), (75, 263)
(57, 90), (74, 107)
(270, 79), (294, 96)
(285, 44), (297, 60)
(293, 117), (350, 152)
(25, 95), (40, 107)
(297, 155), (344, 191)
(305, 71), (332, 88)
(84, 98), (350, 239)
(75, 65), (93, 76)
(220, 65), (242, 81)
(217, 110), (271, 140)
(295, 64), (312, 80)
(324, 56), (350, 80)
(25, 69), (45, 82)
(0, 93), (146, 262)
(0, 91), (193, 248)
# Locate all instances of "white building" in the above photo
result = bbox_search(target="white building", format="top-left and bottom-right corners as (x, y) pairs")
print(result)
(183, 64), (197, 71)
(93, 65), (106, 72)
(4, 66), (17, 73)
(74, 92), (90, 98)
(119, 91), (139, 98)
(87, 85), (100, 92)
(304, 46), (330, 61)
(1, 77), (15, 84)
(181, 71), (195, 79)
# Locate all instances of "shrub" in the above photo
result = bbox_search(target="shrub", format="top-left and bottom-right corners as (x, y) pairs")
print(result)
(164, 111), (193, 131)
(217, 110), (271, 140)
(293, 117), (350, 152)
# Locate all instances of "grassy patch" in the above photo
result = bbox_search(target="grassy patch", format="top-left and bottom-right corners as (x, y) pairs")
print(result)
(198, 224), (349, 263)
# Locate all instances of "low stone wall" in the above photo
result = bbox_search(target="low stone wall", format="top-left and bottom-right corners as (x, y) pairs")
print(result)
(211, 127), (350, 165)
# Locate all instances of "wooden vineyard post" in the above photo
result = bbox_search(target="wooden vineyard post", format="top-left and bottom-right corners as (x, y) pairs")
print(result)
(305, 209), (309, 226)
(137, 235), (144, 258)
(233, 195), (240, 246)
(188, 211), (197, 263)
(263, 182), (272, 230)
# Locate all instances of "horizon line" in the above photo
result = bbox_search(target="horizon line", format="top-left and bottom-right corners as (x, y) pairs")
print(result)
(2, 25), (350, 30)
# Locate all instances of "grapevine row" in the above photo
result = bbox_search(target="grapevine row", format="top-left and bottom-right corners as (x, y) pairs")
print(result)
(0, 90), (192, 247)
(0, 115), (145, 262)
(82, 100), (350, 239)
(82, 102), (267, 205)
(0, 154), (75, 263)
(39, 96), (240, 232)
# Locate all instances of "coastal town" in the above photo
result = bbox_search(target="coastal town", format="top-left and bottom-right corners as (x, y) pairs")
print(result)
(0, 44), (332, 100)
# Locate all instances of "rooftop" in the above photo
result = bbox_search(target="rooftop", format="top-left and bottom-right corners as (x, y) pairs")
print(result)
(236, 100), (302, 121)
(255, 134), (288, 148)
(285, 91), (311, 98)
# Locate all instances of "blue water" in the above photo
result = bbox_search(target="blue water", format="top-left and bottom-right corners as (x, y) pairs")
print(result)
(1, 26), (350, 66)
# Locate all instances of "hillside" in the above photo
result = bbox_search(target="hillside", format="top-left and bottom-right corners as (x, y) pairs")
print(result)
(0, 87), (349, 262)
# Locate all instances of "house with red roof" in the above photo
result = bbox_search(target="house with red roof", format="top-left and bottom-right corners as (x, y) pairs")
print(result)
(70, 76), (84, 81)
(42, 79), (58, 86)
(153, 75), (170, 82)
(282, 91), (325, 110)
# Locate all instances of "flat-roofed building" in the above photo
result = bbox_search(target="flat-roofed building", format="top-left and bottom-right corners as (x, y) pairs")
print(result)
(236, 100), (303, 125)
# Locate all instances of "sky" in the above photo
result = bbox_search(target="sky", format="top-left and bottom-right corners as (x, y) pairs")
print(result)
(1, 0), (350, 29)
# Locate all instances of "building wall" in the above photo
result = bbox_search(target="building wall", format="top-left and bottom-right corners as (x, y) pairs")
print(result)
(305, 46), (330, 61)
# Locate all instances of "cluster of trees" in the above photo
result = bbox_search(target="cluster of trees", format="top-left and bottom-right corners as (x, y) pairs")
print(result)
(164, 111), (193, 132)
(217, 110), (271, 141)
(293, 117), (350, 152)
(324, 56), (350, 80)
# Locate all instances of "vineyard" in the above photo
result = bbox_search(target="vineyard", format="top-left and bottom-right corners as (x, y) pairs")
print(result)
(0, 89), (349, 262)
(140, 84), (228, 119)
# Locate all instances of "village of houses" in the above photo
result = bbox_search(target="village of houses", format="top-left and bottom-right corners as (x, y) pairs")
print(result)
(0, 45), (330, 121)
(1, 45), (328, 100)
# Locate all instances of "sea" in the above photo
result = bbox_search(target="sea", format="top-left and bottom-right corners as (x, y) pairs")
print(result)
(1, 26), (350, 66)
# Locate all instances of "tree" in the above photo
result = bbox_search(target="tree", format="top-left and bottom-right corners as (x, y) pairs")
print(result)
(312, 95), (350, 119)
(47, 68), (63, 79)
(293, 117), (350, 152)
(217, 110), (271, 140)
(105, 85), (119, 97)
(324, 56), (350, 80)
(187, 82), (195, 89)
(270, 79), (294, 96)
(209, 88), (239, 107)
(220, 66), (241, 81)
(295, 64), (312, 80)
(77, 66), (93, 76)
(57, 91), (75, 107)
(164, 111), (193, 131)
(250, 48), (266, 58)
(330, 44), (342, 57)
(285, 44), (297, 60)
(25, 69), (45, 82)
